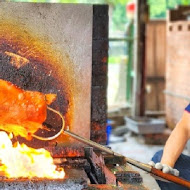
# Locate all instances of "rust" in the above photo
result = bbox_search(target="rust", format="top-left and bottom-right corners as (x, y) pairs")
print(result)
(104, 155), (126, 166)
(101, 57), (107, 63)
(49, 146), (85, 158)
(0, 20), (76, 147)
(115, 171), (143, 184)
(85, 147), (119, 186)
(4, 51), (29, 69)
(88, 184), (148, 190)
(54, 158), (89, 169)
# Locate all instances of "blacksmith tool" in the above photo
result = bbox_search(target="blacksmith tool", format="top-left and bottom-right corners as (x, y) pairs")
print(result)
(33, 107), (190, 188)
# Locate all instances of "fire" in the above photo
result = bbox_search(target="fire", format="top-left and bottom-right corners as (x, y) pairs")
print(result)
(0, 79), (57, 140)
(0, 131), (65, 179)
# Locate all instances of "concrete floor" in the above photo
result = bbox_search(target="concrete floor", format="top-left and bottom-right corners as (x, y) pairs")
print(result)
(109, 132), (164, 190)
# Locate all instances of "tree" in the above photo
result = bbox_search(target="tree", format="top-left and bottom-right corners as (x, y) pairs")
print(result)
(148, 0), (190, 18)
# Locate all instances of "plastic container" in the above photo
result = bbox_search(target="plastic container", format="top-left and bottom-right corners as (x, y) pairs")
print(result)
(106, 119), (112, 145)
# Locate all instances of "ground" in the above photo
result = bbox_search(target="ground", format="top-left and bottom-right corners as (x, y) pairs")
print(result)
(109, 132), (165, 190)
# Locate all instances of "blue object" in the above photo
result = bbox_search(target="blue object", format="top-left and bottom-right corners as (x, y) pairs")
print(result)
(185, 104), (190, 113)
(152, 150), (190, 190)
(106, 119), (112, 145)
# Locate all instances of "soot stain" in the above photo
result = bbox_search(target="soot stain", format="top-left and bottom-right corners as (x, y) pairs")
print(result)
(0, 52), (70, 148)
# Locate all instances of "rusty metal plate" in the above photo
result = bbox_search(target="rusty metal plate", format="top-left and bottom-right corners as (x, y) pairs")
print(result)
(0, 3), (93, 150)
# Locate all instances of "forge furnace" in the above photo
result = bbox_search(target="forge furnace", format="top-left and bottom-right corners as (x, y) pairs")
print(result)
(0, 3), (147, 189)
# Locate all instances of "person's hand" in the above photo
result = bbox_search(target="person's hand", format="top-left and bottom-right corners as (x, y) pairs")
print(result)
(148, 161), (179, 176)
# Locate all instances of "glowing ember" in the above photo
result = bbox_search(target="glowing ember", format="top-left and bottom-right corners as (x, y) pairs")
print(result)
(0, 79), (57, 140)
(0, 131), (65, 179)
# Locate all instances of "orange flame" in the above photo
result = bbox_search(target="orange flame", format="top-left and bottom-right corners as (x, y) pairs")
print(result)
(0, 131), (65, 179)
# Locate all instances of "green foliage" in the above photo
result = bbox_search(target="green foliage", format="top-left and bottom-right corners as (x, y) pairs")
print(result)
(112, 3), (128, 31)
(148, 0), (190, 18)
(148, 0), (166, 18)
(59, 0), (129, 5)
(105, 0), (130, 6)
(181, 0), (190, 5)
(77, 0), (105, 3)
(108, 56), (122, 64)
(167, 0), (177, 8)
(59, 0), (78, 2)
(109, 0), (130, 32)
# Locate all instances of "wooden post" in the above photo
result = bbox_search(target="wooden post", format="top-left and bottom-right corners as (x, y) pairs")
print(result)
(132, 0), (148, 116)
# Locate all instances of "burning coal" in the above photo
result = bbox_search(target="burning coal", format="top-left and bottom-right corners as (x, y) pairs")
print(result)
(0, 79), (65, 179)
(0, 131), (65, 179)
(0, 79), (56, 140)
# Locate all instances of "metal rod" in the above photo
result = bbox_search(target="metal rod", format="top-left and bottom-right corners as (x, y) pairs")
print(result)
(63, 128), (152, 173)
(32, 107), (65, 141)
(32, 107), (190, 187)
(109, 37), (134, 42)
(64, 129), (190, 188)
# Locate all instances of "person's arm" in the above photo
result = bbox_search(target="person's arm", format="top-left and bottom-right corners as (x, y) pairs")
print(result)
(161, 111), (190, 167)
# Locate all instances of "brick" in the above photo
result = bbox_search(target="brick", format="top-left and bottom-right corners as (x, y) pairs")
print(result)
(92, 62), (108, 75)
(91, 122), (107, 131)
(93, 18), (108, 40)
(91, 132), (107, 144)
(93, 5), (109, 17)
(92, 39), (108, 52)
(93, 5), (109, 40)
(91, 107), (107, 122)
(115, 171), (143, 184)
(92, 50), (108, 62)
(92, 74), (108, 86)
(91, 5), (108, 143)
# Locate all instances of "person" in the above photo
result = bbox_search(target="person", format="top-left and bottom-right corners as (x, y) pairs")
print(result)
(149, 104), (190, 190)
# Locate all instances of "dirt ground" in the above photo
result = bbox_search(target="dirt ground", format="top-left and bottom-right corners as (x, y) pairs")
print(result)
(109, 132), (164, 190)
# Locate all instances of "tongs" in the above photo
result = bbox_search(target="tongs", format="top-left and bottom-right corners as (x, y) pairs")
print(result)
(32, 106), (65, 141)
(32, 107), (190, 188)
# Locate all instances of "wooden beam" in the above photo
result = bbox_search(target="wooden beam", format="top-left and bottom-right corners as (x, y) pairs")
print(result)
(132, 0), (148, 116)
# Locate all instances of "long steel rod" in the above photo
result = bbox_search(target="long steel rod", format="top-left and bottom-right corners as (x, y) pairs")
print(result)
(32, 107), (190, 188)
(63, 128), (151, 172)
(64, 129), (190, 188)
